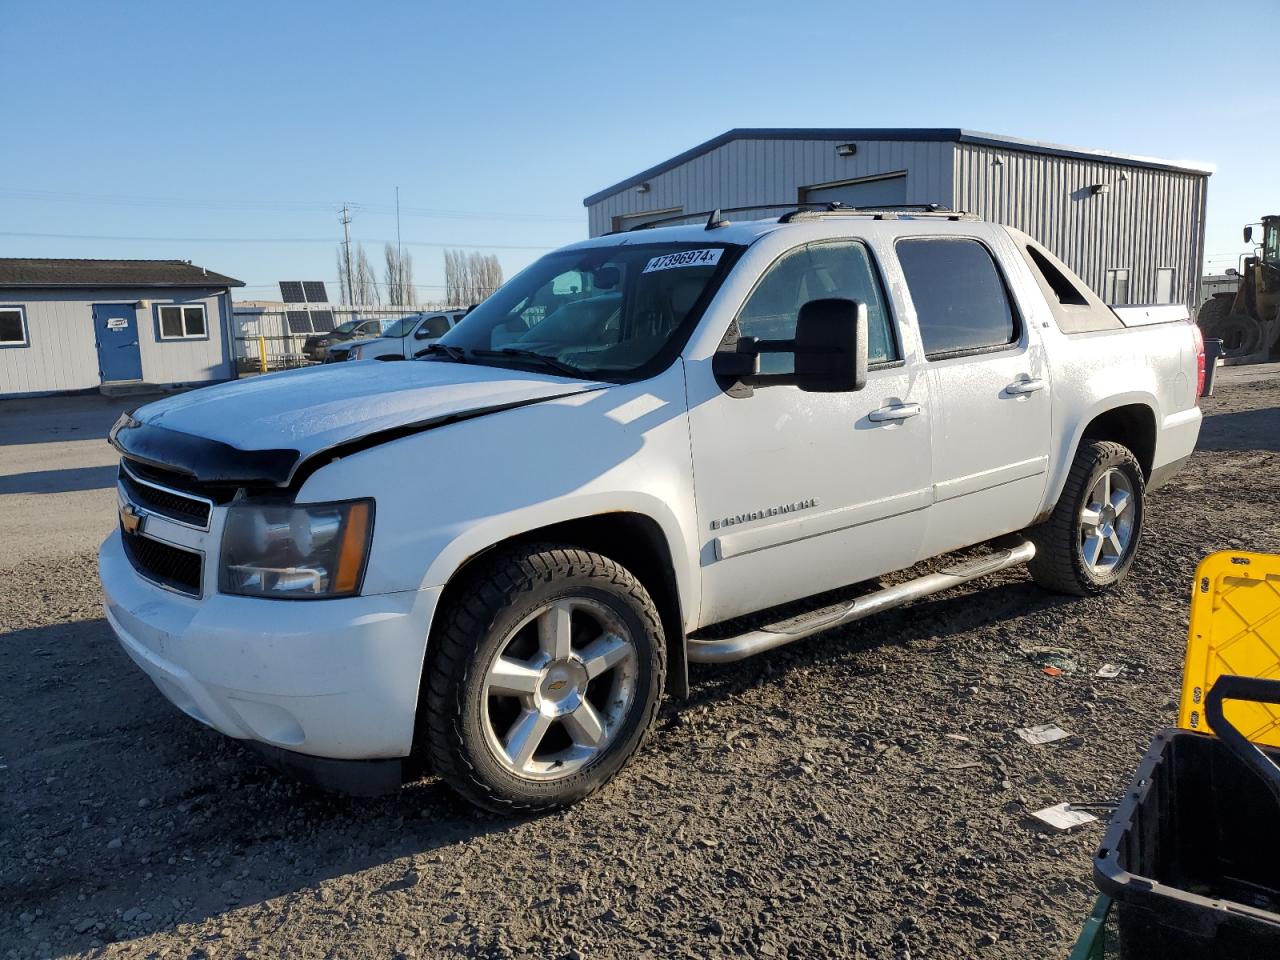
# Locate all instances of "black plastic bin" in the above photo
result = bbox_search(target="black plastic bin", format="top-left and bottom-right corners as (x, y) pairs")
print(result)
(1094, 676), (1280, 959)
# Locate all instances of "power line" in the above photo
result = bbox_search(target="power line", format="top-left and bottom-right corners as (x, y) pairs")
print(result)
(0, 188), (582, 222)
(0, 229), (557, 251)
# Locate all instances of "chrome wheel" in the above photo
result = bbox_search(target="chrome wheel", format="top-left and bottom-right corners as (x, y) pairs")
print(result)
(480, 597), (638, 781)
(1079, 467), (1135, 575)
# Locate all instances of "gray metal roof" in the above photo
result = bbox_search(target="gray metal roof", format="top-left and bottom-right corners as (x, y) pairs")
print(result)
(0, 258), (244, 289)
(583, 128), (1213, 206)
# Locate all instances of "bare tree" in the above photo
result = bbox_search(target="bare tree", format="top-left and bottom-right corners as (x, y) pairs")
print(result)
(383, 244), (417, 307)
(444, 249), (504, 307)
(354, 245), (379, 305)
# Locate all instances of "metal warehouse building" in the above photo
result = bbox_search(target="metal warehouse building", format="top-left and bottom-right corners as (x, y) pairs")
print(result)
(0, 259), (243, 398)
(584, 128), (1211, 309)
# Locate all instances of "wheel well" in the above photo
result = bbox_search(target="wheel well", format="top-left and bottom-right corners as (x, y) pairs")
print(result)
(435, 513), (688, 697)
(1080, 404), (1156, 477)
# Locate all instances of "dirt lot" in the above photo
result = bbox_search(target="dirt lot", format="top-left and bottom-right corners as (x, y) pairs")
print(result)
(3, 374), (1279, 960)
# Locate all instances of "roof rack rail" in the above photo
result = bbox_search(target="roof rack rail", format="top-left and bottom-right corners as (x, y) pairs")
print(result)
(614, 201), (978, 233)
(619, 202), (834, 233)
(778, 203), (977, 223)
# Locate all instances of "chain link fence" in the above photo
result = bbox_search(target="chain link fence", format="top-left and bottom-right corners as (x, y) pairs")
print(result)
(232, 305), (458, 373)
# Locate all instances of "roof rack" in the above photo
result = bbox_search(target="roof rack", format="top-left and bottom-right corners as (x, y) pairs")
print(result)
(778, 203), (978, 223)
(620, 202), (831, 233)
(616, 201), (977, 233)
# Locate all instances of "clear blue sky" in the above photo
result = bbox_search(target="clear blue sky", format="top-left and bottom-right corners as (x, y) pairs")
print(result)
(2, 0), (1276, 303)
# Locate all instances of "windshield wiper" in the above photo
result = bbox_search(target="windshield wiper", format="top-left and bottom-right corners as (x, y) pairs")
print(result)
(472, 348), (585, 378)
(417, 342), (469, 362)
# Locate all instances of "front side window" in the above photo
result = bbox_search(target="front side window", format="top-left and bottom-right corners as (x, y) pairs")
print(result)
(736, 240), (898, 374)
(439, 242), (740, 379)
(416, 316), (451, 339)
(158, 304), (207, 340)
(897, 238), (1018, 359)
(0, 307), (28, 346)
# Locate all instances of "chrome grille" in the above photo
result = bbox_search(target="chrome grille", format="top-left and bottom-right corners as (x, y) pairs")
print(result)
(119, 461), (213, 528)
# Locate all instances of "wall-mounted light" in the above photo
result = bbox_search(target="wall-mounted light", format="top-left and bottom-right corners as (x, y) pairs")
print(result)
(1119, 172), (1129, 182)
(993, 156), (1005, 167)
(836, 143), (857, 157)
(635, 182), (650, 194)
(1090, 183), (1111, 196)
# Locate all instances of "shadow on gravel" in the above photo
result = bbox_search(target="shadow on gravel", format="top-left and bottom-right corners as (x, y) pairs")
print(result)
(1, 618), (527, 952)
(0, 465), (118, 495)
(1198, 404), (1280, 453)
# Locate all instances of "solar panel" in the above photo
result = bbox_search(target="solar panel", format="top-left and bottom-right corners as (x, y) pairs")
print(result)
(302, 281), (329, 304)
(309, 309), (335, 332)
(286, 310), (312, 334)
(279, 281), (305, 303)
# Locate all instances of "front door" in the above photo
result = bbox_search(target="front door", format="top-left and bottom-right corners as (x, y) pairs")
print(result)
(687, 238), (934, 627)
(93, 303), (143, 382)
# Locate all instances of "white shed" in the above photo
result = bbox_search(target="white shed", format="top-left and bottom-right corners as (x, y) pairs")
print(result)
(0, 259), (243, 397)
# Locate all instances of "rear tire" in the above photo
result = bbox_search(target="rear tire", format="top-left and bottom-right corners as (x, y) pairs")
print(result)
(1027, 441), (1146, 596)
(423, 544), (665, 813)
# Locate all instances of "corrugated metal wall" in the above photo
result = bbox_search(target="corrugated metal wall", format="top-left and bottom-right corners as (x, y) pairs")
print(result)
(0, 287), (233, 397)
(587, 138), (955, 236)
(952, 144), (1207, 309)
(587, 136), (1209, 310)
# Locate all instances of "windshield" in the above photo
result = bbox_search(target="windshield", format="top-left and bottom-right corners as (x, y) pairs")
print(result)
(437, 242), (740, 379)
(381, 316), (419, 338)
(333, 320), (360, 335)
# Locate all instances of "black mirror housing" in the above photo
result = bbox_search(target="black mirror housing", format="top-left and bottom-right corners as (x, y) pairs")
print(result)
(1245, 226), (1254, 244)
(712, 298), (868, 395)
(794, 298), (868, 392)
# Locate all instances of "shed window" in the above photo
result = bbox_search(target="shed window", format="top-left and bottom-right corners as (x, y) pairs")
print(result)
(0, 306), (28, 346)
(1156, 268), (1176, 305)
(159, 304), (207, 340)
(1104, 269), (1130, 306)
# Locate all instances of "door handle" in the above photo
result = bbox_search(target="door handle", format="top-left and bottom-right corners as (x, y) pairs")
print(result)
(868, 402), (922, 422)
(1005, 378), (1045, 395)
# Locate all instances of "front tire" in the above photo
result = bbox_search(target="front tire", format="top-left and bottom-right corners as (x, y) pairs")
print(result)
(1027, 440), (1146, 596)
(423, 544), (665, 812)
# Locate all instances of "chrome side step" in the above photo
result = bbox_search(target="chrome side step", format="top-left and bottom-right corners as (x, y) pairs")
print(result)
(686, 538), (1037, 665)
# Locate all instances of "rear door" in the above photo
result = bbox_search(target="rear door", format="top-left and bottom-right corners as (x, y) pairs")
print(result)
(687, 238), (934, 626)
(893, 236), (1051, 558)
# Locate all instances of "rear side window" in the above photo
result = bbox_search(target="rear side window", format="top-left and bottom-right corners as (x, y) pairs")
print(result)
(737, 240), (898, 374)
(897, 238), (1018, 359)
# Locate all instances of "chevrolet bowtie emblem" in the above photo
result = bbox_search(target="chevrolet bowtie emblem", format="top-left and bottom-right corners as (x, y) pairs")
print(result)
(119, 503), (144, 535)
(547, 680), (567, 691)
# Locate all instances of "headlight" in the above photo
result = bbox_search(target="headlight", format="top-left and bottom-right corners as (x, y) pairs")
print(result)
(219, 500), (373, 599)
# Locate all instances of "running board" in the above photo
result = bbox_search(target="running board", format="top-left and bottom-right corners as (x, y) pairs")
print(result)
(686, 538), (1037, 665)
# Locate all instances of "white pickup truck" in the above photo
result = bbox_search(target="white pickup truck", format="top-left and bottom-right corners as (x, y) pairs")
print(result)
(100, 209), (1205, 811)
(326, 310), (466, 362)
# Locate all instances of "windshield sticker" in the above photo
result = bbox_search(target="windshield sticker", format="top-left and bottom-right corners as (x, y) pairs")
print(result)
(642, 248), (723, 274)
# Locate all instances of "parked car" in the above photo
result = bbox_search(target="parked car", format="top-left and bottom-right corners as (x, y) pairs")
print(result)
(303, 318), (387, 362)
(102, 210), (1204, 812)
(333, 311), (466, 362)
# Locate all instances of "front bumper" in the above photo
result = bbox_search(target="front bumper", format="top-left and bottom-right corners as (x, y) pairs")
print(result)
(99, 529), (441, 761)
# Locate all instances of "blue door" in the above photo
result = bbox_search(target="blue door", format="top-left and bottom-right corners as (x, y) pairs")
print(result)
(93, 303), (143, 382)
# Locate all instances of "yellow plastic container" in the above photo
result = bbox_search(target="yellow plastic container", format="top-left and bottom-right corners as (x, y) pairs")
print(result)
(1180, 551), (1280, 745)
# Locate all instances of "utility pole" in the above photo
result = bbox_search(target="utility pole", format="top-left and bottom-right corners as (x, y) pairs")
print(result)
(340, 204), (355, 306)
(395, 186), (402, 305)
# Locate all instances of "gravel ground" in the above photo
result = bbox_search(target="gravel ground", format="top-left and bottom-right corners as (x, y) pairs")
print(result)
(2, 377), (1279, 960)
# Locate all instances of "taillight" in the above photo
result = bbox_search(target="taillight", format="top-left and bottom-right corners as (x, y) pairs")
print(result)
(1192, 322), (1206, 402)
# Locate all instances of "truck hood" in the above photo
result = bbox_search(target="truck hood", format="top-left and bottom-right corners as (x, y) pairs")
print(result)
(112, 361), (606, 487)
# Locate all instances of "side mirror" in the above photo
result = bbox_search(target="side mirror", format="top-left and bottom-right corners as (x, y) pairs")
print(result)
(1245, 226), (1254, 244)
(712, 297), (868, 394)
(794, 298), (868, 392)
